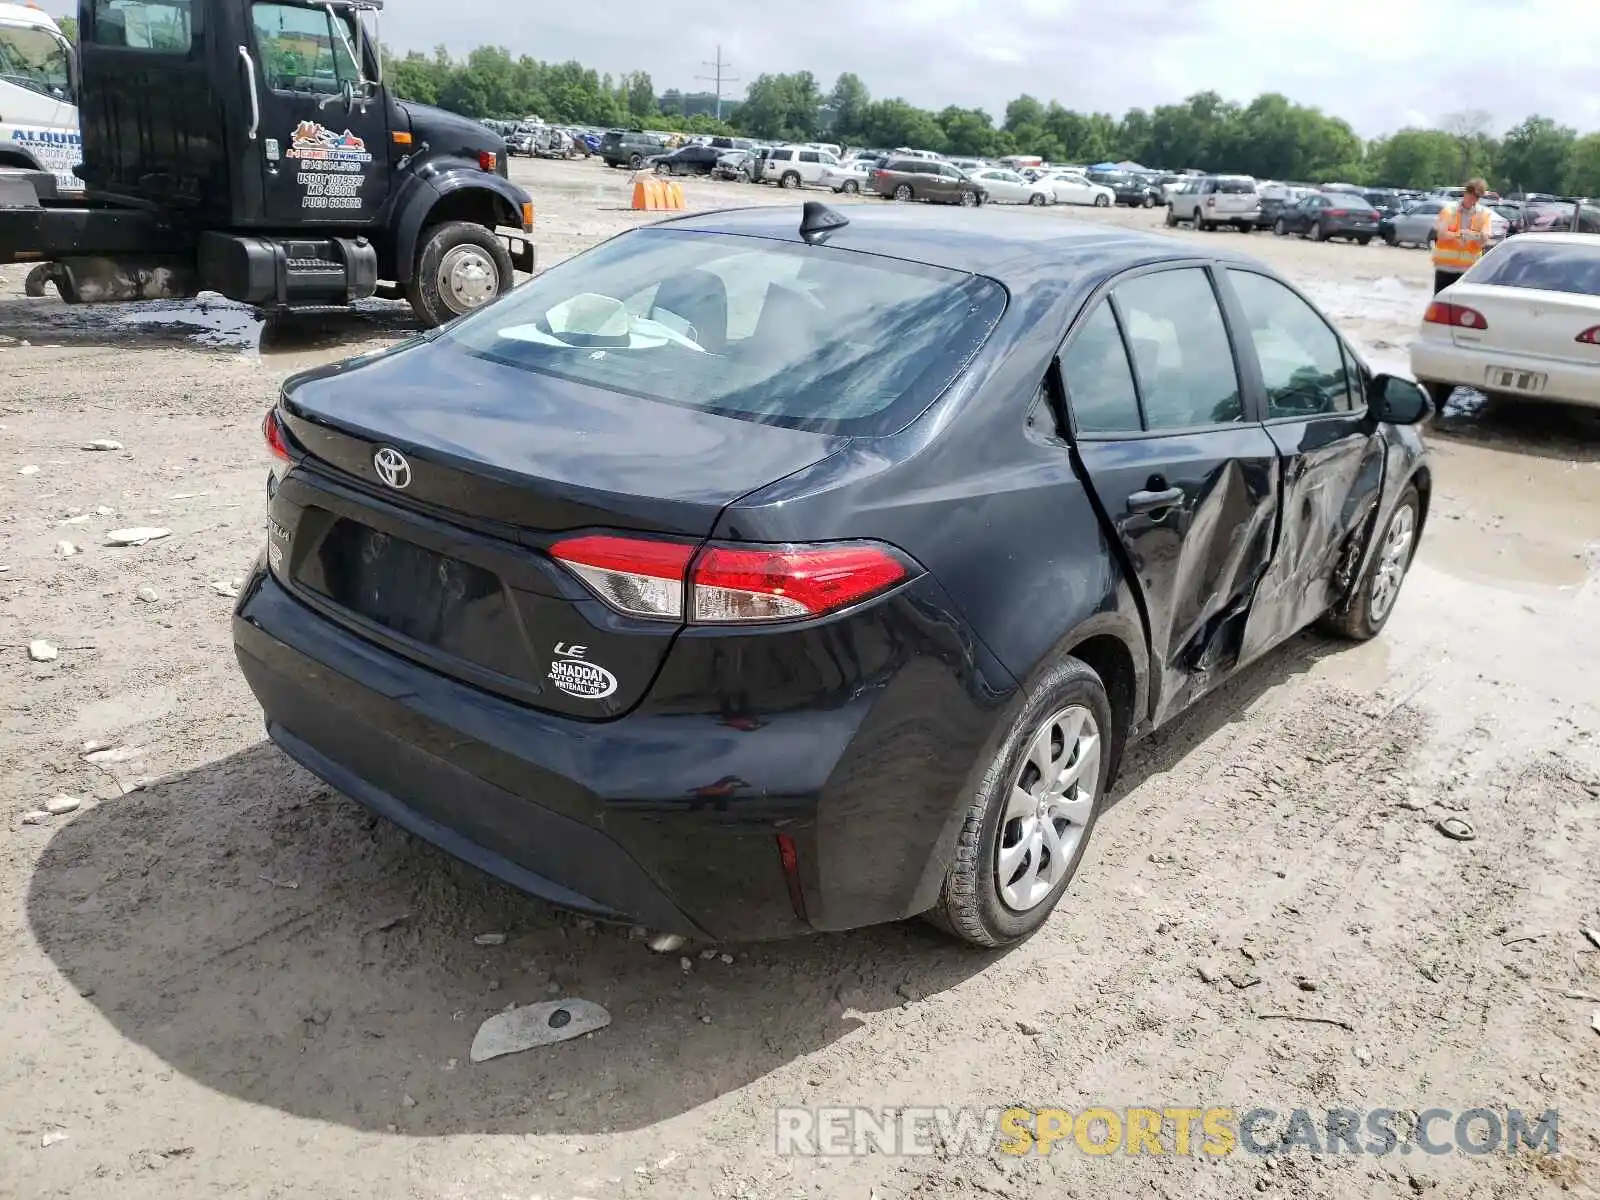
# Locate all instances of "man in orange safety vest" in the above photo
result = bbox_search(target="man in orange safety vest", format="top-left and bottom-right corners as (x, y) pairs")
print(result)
(1432, 178), (1493, 294)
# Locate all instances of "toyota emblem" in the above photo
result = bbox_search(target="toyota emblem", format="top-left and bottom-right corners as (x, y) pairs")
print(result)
(373, 447), (412, 490)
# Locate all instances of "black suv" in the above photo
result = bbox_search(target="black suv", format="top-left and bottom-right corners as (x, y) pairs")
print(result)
(600, 130), (669, 169)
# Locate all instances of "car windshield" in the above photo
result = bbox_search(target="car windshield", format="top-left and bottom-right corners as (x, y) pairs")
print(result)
(438, 229), (1008, 436)
(1468, 240), (1600, 295)
(0, 23), (71, 97)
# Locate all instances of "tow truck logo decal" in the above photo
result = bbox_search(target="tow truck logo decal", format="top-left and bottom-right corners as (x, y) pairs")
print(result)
(288, 121), (371, 162)
(286, 121), (370, 210)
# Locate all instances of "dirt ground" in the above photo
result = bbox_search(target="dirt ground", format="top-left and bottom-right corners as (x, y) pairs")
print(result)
(2, 157), (1598, 1200)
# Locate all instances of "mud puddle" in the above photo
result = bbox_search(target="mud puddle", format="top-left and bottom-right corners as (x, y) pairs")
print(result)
(0, 294), (418, 364)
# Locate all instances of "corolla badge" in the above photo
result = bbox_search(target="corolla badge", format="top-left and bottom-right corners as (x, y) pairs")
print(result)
(373, 447), (411, 490)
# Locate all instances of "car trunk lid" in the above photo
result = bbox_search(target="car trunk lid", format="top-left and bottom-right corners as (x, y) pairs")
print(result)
(1444, 282), (1600, 363)
(273, 341), (843, 719)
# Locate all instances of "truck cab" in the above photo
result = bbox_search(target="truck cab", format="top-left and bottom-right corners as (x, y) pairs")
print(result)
(2, 0), (534, 326)
(0, 3), (80, 195)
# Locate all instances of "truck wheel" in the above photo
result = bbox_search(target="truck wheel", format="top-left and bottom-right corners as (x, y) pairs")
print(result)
(406, 221), (514, 328)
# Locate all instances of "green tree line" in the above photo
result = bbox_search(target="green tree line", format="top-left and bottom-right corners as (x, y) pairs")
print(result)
(374, 47), (1600, 196)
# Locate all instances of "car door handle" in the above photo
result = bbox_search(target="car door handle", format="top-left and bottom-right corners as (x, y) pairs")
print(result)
(1128, 486), (1184, 514)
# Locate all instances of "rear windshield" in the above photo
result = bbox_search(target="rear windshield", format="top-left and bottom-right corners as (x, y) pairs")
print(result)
(1468, 240), (1600, 295)
(1214, 179), (1256, 194)
(439, 228), (1008, 436)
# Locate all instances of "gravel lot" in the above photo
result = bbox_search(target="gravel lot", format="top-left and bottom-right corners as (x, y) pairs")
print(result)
(2, 158), (1598, 1200)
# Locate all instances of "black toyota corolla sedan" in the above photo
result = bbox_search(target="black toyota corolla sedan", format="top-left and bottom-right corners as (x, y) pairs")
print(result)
(236, 203), (1431, 947)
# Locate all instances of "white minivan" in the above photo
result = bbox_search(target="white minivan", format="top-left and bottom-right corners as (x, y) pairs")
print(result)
(0, 3), (81, 195)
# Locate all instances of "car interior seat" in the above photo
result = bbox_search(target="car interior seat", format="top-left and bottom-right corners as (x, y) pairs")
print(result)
(649, 269), (729, 353)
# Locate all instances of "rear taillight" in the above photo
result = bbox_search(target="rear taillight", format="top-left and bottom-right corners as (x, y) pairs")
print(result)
(263, 408), (292, 462)
(549, 535), (912, 624)
(478, 150), (498, 172)
(1423, 301), (1488, 330)
(691, 543), (907, 622)
(1576, 326), (1600, 344)
(550, 535), (695, 619)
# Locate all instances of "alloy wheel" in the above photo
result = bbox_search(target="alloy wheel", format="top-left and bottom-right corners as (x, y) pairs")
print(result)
(1368, 502), (1416, 622)
(995, 705), (1100, 912)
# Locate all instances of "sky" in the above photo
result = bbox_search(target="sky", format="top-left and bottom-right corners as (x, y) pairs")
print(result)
(36, 0), (1600, 138)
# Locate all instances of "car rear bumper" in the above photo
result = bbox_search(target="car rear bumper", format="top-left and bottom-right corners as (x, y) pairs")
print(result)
(233, 564), (1012, 940)
(1410, 339), (1600, 409)
(1326, 221), (1379, 238)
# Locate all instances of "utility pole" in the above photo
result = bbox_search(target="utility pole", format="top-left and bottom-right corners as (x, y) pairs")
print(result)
(696, 46), (740, 121)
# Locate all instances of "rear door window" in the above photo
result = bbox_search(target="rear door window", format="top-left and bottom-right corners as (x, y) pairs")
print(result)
(799, 151), (819, 164)
(1112, 268), (1244, 430)
(91, 0), (195, 50)
(1226, 270), (1360, 416)
(1468, 240), (1600, 294)
(1060, 302), (1142, 434)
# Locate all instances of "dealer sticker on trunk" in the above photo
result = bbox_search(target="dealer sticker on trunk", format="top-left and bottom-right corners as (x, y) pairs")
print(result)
(548, 643), (618, 700)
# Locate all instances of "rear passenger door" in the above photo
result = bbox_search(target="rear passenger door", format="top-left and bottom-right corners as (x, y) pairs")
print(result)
(1219, 269), (1386, 660)
(1060, 265), (1282, 726)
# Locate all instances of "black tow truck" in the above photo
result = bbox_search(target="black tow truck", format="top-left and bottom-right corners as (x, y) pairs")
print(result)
(0, 0), (534, 326)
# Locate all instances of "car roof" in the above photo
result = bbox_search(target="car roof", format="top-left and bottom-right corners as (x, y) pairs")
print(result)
(1498, 232), (1600, 248)
(651, 205), (1263, 291)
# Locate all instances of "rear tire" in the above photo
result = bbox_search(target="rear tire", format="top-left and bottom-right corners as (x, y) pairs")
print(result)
(893, 183), (914, 202)
(929, 657), (1113, 948)
(780, 171), (801, 190)
(1422, 380), (1454, 416)
(1274, 218), (1288, 236)
(405, 221), (515, 328)
(1164, 205), (1177, 227)
(1357, 235), (1372, 246)
(841, 179), (859, 195)
(1029, 192), (1047, 207)
(1309, 221), (1324, 242)
(1320, 485), (1419, 642)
